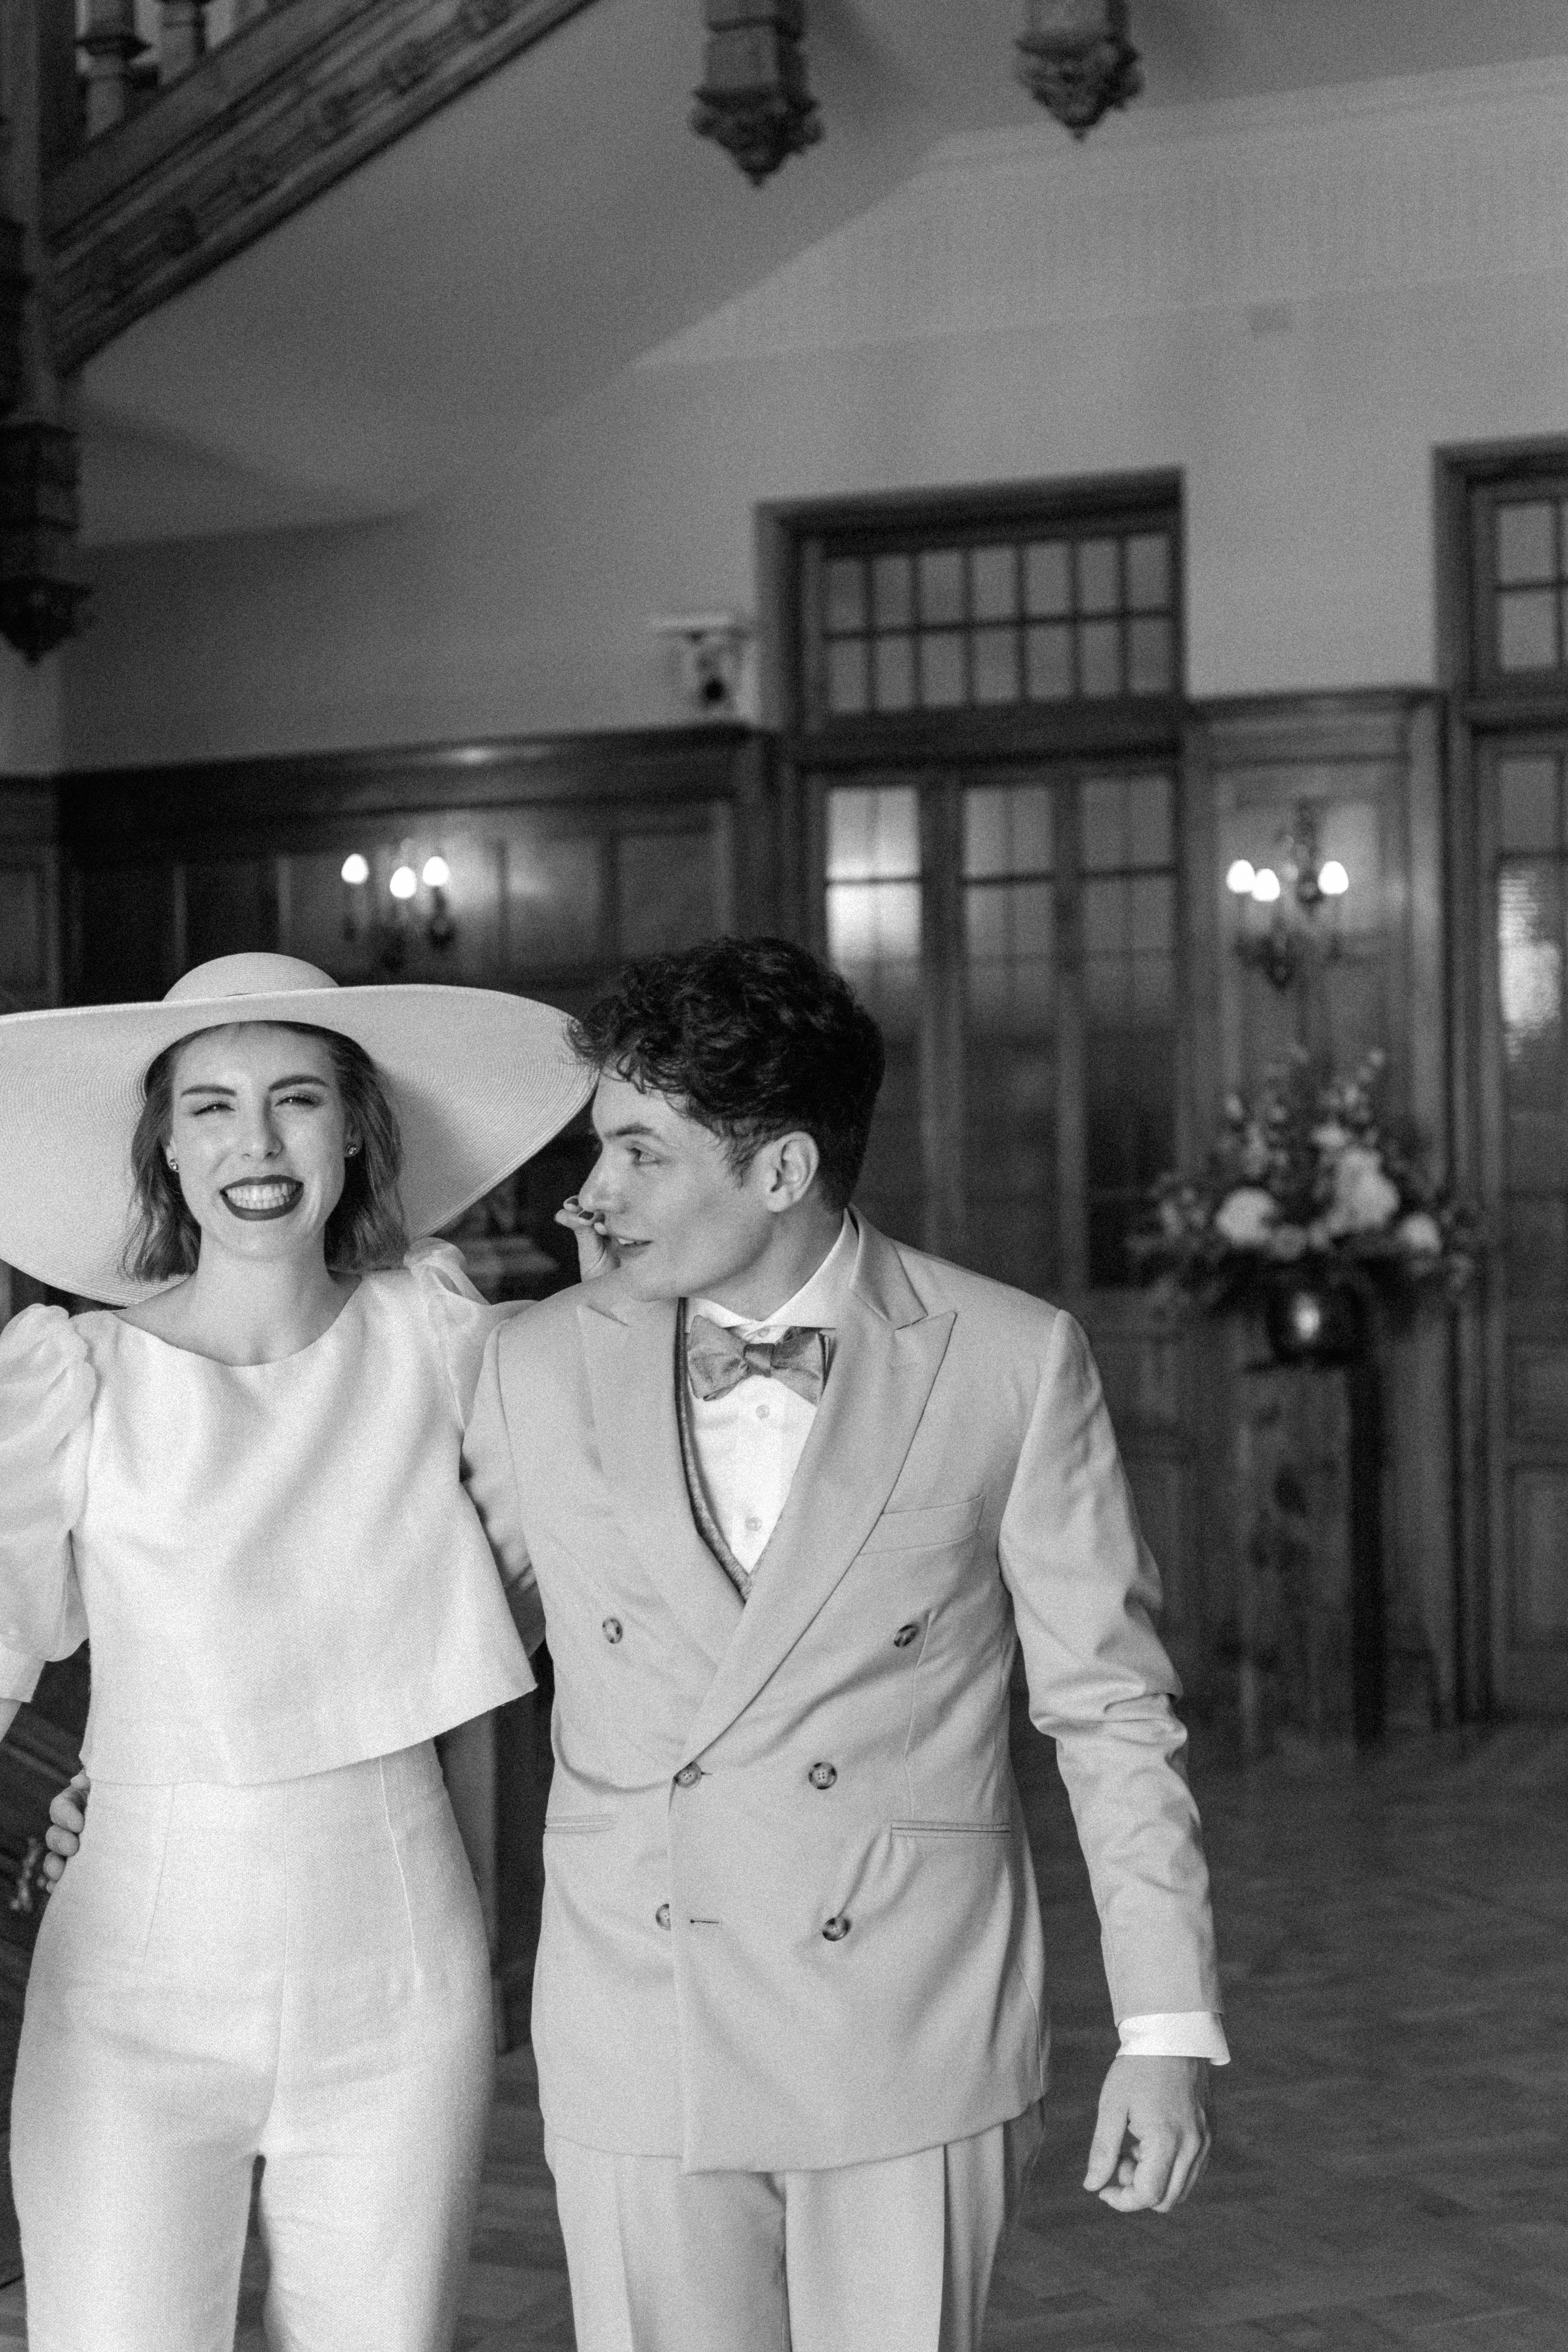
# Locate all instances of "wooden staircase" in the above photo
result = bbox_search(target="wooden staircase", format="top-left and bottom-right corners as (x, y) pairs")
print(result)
(41, 0), (602, 370)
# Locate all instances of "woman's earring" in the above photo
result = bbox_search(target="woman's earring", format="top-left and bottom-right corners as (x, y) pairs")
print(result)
(166, 1153), (178, 1173)
(345, 1140), (361, 1158)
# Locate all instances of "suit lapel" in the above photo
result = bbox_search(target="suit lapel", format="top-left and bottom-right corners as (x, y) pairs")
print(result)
(577, 1294), (744, 1671)
(678, 1224), (955, 1764)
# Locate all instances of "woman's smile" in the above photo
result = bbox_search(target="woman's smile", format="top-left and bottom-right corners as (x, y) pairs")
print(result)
(220, 1177), (305, 1221)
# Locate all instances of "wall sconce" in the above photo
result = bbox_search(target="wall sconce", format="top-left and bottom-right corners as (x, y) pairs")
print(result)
(650, 611), (753, 716)
(690, 0), (822, 187)
(340, 846), (456, 970)
(1016, 0), (1143, 140)
(1226, 803), (1349, 991)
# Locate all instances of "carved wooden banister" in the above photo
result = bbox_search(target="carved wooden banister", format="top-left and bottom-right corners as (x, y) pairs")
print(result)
(45, 0), (602, 371)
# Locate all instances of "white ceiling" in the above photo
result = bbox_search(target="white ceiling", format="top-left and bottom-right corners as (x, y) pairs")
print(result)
(76, 0), (1568, 543)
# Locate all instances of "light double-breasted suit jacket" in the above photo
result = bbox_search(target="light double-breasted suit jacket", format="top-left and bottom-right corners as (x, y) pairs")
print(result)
(463, 1216), (1221, 2175)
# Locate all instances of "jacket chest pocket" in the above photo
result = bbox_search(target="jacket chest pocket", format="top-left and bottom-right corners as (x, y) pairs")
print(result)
(857, 1493), (984, 1557)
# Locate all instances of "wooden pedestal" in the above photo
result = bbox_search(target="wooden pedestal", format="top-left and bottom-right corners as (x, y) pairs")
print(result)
(1235, 1354), (1386, 1759)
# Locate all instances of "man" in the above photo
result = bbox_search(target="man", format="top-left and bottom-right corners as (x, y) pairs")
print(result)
(462, 934), (1228, 2352)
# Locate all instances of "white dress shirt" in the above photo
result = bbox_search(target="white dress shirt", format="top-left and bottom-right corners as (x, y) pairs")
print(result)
(686, 1215), (1230, 2069)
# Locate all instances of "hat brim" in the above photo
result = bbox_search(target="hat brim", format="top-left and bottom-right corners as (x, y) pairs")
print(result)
(0, 983), (595, 1304)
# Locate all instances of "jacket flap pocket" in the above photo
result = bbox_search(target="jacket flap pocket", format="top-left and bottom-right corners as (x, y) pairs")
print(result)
(858, 1492), (985, 1554)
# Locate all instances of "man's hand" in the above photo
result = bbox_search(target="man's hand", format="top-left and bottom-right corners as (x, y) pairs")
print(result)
(41, 1769), (90, 1887)
(554, 1197), (619, 1281)
(1083, 2054), (1211, 2214)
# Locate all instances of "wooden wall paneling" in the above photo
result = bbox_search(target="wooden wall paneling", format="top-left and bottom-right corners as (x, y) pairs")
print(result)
(57, 726), (766, 853)
(183, 855), (281, 971)
(0, 855), (52, 1011)
(56, 726), (780, 1008)
(727, 730), (784, 938)
(615, 801), (735, 960)
(0, 784), (60, 1012)
(69, 860), (180, 1004)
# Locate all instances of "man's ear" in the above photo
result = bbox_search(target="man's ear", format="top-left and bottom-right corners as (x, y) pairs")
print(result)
(761, 1130), (821, 1213)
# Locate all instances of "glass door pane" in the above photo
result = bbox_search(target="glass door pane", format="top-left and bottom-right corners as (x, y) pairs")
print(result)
(824, 780), (924, 1248)
(962, 779), (1058, 1295)
(1481, 739), (1568, 1708)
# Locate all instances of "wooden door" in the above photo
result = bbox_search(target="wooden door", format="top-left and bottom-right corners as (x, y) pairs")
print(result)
(1477, 737), (1568, 1711)
(816, 759), (1205, 1685)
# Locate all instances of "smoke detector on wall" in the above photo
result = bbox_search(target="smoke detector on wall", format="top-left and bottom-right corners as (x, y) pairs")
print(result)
(650, 612), (754, 716)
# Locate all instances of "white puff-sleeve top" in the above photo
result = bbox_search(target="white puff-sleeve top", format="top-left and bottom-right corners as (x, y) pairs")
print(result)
(0, 1240), (534, 1784)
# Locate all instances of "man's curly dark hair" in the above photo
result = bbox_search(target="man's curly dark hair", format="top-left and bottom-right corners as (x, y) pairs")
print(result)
(570, 937), (885, 1212)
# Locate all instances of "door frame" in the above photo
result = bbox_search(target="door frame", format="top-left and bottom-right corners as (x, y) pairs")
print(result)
(1437, 439), (1568, 1718)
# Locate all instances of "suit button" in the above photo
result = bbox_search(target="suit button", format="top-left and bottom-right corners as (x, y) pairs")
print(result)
(893, 1623), (920, 1648)
(822, 1915), (851, 1942)
(674, 1764), (702, 1789)
(602, 1617), (624, 1644)
(655, 1903), (671, 1929)
(808, 1762), (837, 1790)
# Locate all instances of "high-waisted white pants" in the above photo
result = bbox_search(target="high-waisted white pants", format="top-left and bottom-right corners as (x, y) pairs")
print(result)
(10, 1742), (494, 2352)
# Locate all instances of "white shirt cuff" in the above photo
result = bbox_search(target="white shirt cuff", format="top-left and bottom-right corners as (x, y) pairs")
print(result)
(1118, 2011), (1230, 2064)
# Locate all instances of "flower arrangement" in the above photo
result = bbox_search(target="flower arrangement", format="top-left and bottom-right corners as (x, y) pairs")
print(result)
(1130, 1047), (1480, 1318)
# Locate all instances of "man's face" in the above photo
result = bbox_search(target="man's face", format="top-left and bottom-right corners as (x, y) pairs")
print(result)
(576, 1073), (780, 1303)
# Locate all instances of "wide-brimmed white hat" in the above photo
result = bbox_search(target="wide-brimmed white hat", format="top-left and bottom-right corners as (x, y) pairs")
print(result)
(0, 952), (595, 1304)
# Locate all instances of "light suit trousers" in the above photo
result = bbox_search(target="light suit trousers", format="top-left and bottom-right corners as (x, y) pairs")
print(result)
(11, 1742), (494, 2352)
(548, 2101), (1045, 2352)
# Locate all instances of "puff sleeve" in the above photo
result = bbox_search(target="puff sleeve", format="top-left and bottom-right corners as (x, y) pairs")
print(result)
(0, 1305), (93, 1695)
(405, 1240), (525, 1429)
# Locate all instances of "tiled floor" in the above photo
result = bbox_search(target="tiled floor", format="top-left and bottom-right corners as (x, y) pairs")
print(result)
(1, 1717), (1564, 2347)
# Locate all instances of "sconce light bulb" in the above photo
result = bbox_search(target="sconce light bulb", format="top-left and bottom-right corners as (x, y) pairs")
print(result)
(421, 855), (451, 890)
(1225, 860), (1256, 896)
(1318, 860), (1349, 897)
(1251, 867), (1282, 904)
(389, 865), (418, 902)
(340, 853), (370, 887)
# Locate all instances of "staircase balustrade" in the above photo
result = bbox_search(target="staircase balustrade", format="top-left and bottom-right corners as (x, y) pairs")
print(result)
(76, 4), (281, 140)
(46, 0), (600, 369)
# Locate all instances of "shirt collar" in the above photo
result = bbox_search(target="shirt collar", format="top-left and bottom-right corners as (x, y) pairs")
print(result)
(690, 1212), (856, 1335)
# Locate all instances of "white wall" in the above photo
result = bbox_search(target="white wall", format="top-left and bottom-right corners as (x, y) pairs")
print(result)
(58, 58), (1568, 767)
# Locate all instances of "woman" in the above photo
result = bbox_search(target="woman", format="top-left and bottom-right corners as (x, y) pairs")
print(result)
(0, 951), (591, 2352)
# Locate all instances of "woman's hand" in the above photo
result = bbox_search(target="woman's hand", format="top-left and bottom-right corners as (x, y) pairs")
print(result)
(554, 1197), (620, 1282)
(42, 1769), (89, 1887)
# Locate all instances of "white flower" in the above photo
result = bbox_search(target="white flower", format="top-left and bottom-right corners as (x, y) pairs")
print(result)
(1312, 1120), (1350, 1152)
(1267, 1224), (1310, 1261)
(1396, 1211), (1443, 1257)
(1214, 1187), (1278, 1248)
(1325, 1145), (1400, 1236)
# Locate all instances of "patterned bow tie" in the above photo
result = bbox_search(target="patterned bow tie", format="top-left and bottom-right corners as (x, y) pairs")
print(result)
(686, 1314), (829, 1405)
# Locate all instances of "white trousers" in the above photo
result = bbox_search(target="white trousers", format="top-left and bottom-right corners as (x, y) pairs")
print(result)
(11, 1743), (494, 2352)
(548, 2102), (1045, 2352)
